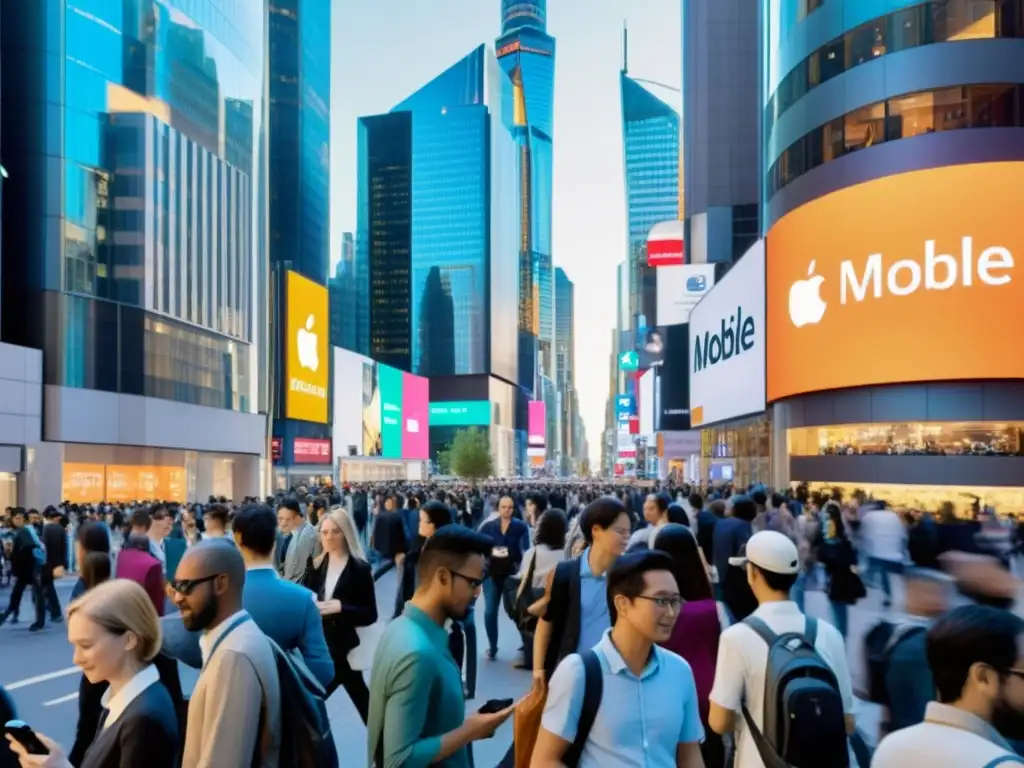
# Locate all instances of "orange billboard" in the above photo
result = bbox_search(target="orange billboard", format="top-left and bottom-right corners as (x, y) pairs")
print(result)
(63, 464), (106, 504)
(766, 162), (1024, 402)
(62, 464), (187, 503)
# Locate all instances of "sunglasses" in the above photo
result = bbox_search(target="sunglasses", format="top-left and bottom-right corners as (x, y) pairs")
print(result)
(168, 573), (220, 596)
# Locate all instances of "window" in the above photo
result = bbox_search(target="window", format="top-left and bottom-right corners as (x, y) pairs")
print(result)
(766, 84), (1024, 195)
(846, 20), (887, 68)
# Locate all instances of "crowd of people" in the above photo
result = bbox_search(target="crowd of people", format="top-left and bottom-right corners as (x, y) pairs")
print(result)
(1, 480), (1024, 767)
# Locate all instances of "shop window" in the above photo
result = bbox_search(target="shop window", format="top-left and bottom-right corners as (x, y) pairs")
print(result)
(844, 102), (885, 153)
(802, 481), (1024, 517)
(788, 422), (1024, 457)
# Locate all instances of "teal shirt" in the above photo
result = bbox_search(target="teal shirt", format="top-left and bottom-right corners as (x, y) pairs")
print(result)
(367, 604), (469, 768)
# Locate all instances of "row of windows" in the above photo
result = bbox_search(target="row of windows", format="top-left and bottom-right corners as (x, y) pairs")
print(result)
(767, 83), (1024, 196)
(767, 0), (1024, 133)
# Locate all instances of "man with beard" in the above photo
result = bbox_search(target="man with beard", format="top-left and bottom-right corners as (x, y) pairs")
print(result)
(873, 604), (1024, 767)
(170, 540), (281, 767)
(367, 526), (515, 768)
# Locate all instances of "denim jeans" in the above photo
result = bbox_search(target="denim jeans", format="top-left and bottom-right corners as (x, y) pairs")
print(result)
(868, 557), (903, 604)
(482, 575), (507, 655)
(830, 600), (849, 638)
(790, 570), (807, 611)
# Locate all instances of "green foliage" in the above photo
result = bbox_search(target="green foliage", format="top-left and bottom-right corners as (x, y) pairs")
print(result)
(435, 446), (452, 475)
(446, 427), (495, 480)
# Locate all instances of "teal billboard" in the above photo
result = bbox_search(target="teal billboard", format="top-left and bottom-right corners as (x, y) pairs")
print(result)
(379, 364), (404, 458)
(429, 401), (491, 427)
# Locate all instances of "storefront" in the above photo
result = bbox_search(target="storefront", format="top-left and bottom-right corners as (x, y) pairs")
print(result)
(700, 414), (772, 488)
(0, 342), (43, 507)
(272, 437), (333, 490)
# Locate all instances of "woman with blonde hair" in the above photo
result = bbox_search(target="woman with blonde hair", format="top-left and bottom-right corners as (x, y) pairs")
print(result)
(302, 506), (377, 723)
(6, 580), (179, 768)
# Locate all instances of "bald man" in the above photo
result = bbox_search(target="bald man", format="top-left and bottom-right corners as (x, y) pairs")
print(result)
(170, 540), (282, 767)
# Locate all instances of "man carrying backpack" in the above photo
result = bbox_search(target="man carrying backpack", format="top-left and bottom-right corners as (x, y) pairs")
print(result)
(708, 531), (855, 768)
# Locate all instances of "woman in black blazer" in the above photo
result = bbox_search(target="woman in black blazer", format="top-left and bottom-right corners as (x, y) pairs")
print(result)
(303, 507), (377, 723)
(6, 580), (178, 768)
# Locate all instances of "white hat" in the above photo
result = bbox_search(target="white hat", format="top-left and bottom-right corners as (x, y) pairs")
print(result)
(729, 531), (800, 575)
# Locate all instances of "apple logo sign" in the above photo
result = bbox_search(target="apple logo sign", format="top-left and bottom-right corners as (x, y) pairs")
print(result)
(789, 260), (827, 328)
(297, 314), (319, 371)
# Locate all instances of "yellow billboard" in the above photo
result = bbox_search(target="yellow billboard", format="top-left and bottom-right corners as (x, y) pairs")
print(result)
(286, 270), (329, 423)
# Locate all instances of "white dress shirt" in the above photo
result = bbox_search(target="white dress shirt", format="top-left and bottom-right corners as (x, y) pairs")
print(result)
(101, 663), (160, 729)
(324, 553), (348, 598)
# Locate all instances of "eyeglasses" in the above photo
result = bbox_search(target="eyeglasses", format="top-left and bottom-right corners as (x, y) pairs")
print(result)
(168, 574), (220, 596)
(1006, 668), (1024, 679)
(636, 594), (684, 612)
(450, 570), (486, 589)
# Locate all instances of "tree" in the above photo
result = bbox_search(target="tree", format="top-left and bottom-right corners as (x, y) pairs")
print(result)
(447, 427), (495, 480)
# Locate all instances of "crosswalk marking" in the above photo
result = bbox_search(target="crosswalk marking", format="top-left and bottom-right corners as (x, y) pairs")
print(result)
(4, 666), (79, 690)
(42, 692), (79, 707)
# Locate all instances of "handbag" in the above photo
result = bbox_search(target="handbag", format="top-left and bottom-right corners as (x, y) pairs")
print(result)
(512, 551), (544, 632)
(348, 622), (384, 671)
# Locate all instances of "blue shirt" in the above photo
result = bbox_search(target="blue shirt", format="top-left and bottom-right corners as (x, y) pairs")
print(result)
(577, 548), (611, 654)
(479, 517), (530, 577)
(543, 629), (705, 767)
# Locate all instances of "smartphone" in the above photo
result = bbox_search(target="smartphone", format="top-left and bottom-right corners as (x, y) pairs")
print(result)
(478, 698), (514, 715)
(4, 720), (49, 755)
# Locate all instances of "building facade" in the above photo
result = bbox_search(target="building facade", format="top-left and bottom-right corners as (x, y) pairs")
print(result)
(329, 232), (357, 351)
(621, 71), (680, 330)
(496, 0), (555, 389)
(268, 0), (331, 483)
(763, 0), (1024, 513)
(682, 0), (760, 265)
(1, 0), (267, 506)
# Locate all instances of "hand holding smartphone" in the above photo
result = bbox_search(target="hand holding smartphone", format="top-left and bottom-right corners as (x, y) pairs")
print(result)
(477, 698), (514, 715)
(5, 720), (50, 755)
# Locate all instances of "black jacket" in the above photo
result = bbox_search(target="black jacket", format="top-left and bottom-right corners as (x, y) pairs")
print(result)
(69, 655), (184, 768)
(302, 555), (377, 656)
(43, 522), (68, 572)
(76, 673), (179, 768)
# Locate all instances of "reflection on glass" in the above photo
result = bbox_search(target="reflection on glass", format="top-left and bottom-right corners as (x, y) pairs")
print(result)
(802, 481), (1024, 517)
(787, 422), (1024, 457)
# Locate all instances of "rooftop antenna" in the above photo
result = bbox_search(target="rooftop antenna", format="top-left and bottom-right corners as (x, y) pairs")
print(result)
(622, 21), (628, 74)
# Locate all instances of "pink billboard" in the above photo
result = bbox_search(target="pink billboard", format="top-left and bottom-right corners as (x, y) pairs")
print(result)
(528, 400), (546, 447)
(401, 372), (429, 460)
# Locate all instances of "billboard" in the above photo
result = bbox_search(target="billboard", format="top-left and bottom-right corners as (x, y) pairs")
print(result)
(639, 369), (655, 437)
(286, 271), (329, 423)
(528, 400), (546, 447)
(766, 163), (1024, 401)
(332, 348), (429, 460)
(654, 323), (691, 432)
(401, 372), (429, 460)
(689, 240), (766, 427)
(647, 220), (685, 267)
(429, 401), (492, 426)
(615, 394), (635, 430)
(619, 325), (667, 371)
(294, 438), (332, 464)
(63, 464), (187, 504)
(657, 264), (716, 326)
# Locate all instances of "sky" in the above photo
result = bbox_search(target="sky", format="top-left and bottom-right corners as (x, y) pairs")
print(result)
(330, 0), (682, 467)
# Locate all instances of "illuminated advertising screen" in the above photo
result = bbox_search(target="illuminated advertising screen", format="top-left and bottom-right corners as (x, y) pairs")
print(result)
(767, 163), (1024, 401)
(615, 394), (634, 430)
(401, 372), (429, 460)
(332, 347), (429, 461)
(654, 324), (691, 431)
(286, 271), (329, 423)
(294, 438), (332, 464)
(62, 464), (187, 504)
(647, 220), (685, 267)
(528, 400), (546, 447)
(689, 240), (765, 427)
(657, 264), (716, 326)
(429, 400), (492, 426)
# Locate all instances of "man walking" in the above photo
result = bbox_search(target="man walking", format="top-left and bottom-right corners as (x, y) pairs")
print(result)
(277, 498), (317, 583)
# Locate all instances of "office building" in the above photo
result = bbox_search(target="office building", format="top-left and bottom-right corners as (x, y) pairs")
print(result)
(0, 0), (267, 506)
(621, 60), (680, 330)
(356, 45), (521, 475)
(329, 232), (357, 351)
(682, 0), (760, 265)
(762, 0), (1024, 510)
(268, 0), (331, 482)
(555, 267), (576, 472)
(496, 0), (556, 387)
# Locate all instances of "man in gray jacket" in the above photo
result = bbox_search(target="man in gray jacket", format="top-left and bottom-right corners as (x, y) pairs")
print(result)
(277, 497), (317, 583)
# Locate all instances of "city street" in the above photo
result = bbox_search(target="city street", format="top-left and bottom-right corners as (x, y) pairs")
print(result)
(0, 569), (887, 764)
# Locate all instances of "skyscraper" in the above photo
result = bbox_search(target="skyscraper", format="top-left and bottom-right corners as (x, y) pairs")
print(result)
(554, 267), (575, 392)
(621, 65), (680, 330)
(329, 232), (357, 352)
(495, 0), (556, 387)
(0, 0), (268, 504)
(356, 45), (519, 380)
(268, 0), (331, 475)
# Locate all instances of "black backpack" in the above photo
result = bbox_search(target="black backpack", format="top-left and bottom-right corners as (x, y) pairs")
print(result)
(563, 649), (603, 767)
(863, 621), (926, 706)
(266, 639), (338, 768)
(741, 616), (848, 768)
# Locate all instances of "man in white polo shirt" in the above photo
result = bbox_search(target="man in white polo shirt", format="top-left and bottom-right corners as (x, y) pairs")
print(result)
(708, 530), (856, 767)
(873, 604), (1024, 768)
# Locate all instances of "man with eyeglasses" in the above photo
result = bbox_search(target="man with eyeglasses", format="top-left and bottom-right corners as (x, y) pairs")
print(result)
(533, 550), (705, 767)
(873, 604), (1024, 768)
(367, 525), (515, 768)
(170, 539), (282, 767)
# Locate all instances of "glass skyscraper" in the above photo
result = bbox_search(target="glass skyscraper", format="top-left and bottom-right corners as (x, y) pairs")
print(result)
(621, 72), (680, 328)
(0, 0), (268, 502)
(554, 267), (574, 392)
(330, 232), (357, 352)
(496, 0), (555, 388)
(355, 45), (519, 381)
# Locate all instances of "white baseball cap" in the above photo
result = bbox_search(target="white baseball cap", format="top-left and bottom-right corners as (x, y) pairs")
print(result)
(728, 531), (800, 575)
